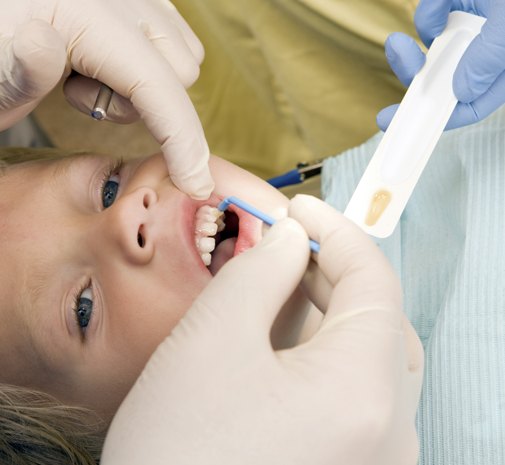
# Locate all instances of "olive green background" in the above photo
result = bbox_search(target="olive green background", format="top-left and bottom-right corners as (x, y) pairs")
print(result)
(33, 0), (418, 179)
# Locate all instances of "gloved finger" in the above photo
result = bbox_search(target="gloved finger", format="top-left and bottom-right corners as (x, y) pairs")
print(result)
(446, 68), (505, 129)
(163, 2), (205, 64)
(63, 75), (139, 124)
(189, 217), (310, 340)
(414, 0), (452, 47)
(138, 19), (202, 89)
(453, 15), (505, 103)
(65, 19), (213, 199)
(300, 259), (333, 313)
(138, 0), (204, 65)
(0, 20), (66, 128)
(375, 34), (425, 131)
(288, 195), (402, 319)
(376, 103), (399, 131)
(385, 32), (426, 87)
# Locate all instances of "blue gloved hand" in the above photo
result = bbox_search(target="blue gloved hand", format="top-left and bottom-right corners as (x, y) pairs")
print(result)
(377, 0), (505, 131)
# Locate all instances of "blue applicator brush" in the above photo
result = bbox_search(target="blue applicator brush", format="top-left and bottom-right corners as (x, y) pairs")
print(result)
(217, 196), (320, 253)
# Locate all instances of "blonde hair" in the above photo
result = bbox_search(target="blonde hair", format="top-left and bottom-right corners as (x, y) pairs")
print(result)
(0, 146), (108, 464)
(0, 384), (106, 465)
(0, 146), (93, 172)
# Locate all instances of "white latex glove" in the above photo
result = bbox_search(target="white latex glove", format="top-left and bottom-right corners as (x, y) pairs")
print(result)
(102, 195), (423, 465)
(0, 0), (212, 198)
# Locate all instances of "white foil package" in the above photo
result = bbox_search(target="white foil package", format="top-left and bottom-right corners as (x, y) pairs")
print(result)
(344, 12), (486, 238)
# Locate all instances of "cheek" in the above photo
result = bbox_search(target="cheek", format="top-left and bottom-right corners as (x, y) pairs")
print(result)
(86, 272), (209, 416)
(106, 268), (210, 354)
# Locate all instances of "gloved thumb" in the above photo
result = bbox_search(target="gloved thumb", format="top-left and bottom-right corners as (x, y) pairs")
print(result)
(0, 20), (66, 130)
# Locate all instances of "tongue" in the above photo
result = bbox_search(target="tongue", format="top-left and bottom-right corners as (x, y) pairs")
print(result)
(208, 237), (237, 275)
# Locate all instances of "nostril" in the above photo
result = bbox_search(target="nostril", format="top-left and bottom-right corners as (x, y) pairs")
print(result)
(137, 225), (145, 248)
(143, 193), (150, 209)
(137, 232), (145, 248)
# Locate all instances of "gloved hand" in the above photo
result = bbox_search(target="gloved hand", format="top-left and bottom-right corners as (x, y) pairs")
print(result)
(101, 195), (423, 465)
(377, 1), (505, 131)
(0, 0), (212, 199)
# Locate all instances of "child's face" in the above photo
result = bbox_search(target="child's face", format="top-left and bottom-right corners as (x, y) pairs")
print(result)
(0, 152), (287, 419)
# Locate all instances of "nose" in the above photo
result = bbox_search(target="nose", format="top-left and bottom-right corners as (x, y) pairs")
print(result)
(99, 187), (158, 265)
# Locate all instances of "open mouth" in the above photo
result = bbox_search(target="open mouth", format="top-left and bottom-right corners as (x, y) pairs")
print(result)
(194, 205), (244, 276)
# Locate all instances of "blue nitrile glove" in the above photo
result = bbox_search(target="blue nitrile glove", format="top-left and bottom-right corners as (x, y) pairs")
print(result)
(377, 0), (505, 131)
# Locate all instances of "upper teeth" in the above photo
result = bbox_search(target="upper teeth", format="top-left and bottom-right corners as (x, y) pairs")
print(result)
(194, 205), (225, 266)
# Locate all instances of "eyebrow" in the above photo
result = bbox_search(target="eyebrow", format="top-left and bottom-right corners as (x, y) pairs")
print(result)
(52, 155), (74, 178)
(23, 257), (53, 314)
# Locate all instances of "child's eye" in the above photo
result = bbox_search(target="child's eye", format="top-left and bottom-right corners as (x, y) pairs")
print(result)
(75, 287), (93, 330)
(102, 175), (120, 208)
(101, 160), (123, 209)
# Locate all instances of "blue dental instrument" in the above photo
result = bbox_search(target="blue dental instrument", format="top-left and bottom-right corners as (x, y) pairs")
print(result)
(217, 196), (320, 253)
(267, 160), (323, 189)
